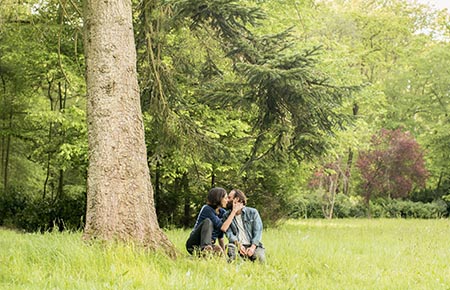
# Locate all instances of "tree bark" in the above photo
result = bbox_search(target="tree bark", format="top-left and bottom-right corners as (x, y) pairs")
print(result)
(3, 112), (12, 190)
(182, 172), (191, 228)
(82, 0), (174, 256)
(343, 103), (359, 195)
(1, 75), (6, 190)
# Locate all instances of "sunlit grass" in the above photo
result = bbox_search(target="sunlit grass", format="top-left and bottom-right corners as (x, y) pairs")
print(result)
(1, 219), (449, 289)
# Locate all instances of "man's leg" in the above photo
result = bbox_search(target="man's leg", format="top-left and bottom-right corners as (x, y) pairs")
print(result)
(252, 246), (265, 263)
(243, 245), (265, 263)
(226, 243), (237, 262)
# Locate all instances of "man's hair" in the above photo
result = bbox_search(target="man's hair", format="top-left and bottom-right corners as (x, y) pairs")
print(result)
(231, 189), (247, 206)
(207, 187), (227, 208)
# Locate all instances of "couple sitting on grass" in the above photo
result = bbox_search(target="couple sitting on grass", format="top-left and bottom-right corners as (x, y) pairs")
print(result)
(185, 187), (265, 263)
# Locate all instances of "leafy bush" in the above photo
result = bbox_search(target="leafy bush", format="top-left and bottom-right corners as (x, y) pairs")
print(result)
(0, 186), (86, 232)
(373, 199), (448, 219)
(0, 186), (29, 227)
(287, 194), (327, 219)
(287, 194), (448, 219)
(333, 194), (367, 218)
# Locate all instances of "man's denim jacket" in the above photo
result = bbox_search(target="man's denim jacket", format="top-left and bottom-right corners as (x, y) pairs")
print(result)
(223, 206), (264, 247)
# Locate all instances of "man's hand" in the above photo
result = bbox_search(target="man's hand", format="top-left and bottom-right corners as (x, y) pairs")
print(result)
(239, 244), (247, 256)
(246, 245), (257, 257)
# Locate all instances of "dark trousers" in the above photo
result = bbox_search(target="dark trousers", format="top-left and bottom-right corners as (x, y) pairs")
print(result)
(185, 218), (213, 254)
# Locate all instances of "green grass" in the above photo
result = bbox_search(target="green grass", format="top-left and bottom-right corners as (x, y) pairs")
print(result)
(1, 219), (450, 289)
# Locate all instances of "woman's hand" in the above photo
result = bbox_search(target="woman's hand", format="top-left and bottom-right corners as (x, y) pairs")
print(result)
(232, 199), (244, 213)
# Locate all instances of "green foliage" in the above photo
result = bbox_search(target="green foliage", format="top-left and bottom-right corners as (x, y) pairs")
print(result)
(333, 194), (367, 218)
(288, 193), (324, 219)
(239, 158), (304, 225)
(370, 198), (447, 219)
(0, 185), (86, 232)
(171, 0), (266, 37)
(2, 0), (450, 232)
(0, 0), (86, 225)
(133, 0), (355, 228)
(18, 192), (86, 232)
(288, 194), (448, 219)
(0, 186), (28, 227)
(132, 0), (450, 228)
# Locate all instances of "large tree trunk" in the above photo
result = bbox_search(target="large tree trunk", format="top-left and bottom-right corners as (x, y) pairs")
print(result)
(82, 0), (174, 255)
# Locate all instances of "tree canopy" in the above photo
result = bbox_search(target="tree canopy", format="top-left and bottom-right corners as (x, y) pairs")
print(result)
(1, 0), (449, 229)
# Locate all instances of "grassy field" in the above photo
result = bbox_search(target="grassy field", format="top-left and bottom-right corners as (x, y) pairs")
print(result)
(1, 219), (450, 289)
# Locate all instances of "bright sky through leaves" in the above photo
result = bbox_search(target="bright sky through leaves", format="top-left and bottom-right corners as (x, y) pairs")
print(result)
(413, 0), (450, 10)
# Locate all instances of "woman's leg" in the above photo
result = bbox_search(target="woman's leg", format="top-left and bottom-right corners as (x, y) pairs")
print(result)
(198, 218), (213, 248)
(185, 218), (213, 254)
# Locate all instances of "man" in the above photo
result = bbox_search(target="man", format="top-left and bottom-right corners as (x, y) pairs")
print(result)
(221, 189), (265, 263)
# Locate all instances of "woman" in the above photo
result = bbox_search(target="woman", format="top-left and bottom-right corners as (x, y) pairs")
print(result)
(186, 187), (243, 255)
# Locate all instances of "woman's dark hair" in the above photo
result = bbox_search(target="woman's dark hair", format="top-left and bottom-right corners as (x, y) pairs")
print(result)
(207, 187), (227, 208)
(231, 189), (247, 206)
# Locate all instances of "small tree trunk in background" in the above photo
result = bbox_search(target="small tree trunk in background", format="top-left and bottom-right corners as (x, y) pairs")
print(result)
(364, 192), (372, 218)
(436, 171), (443, 191)
(82, 0), (174, 255)
(3, 111), (12, 190)
(43, 79), (55, 199)
(182, 172), (191, 228)
(211, 164), (216, 188)
(343, 103), (358, 195)
(343, 148), (353, 195)
(327, 176), (338, 219)
(0, 76), (6, 190)
(154, 160), (161, 218)
(56, 81), (66, 202)
(42, 123), (53, 199)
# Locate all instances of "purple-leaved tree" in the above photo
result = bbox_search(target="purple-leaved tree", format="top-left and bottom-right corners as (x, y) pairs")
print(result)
(356, 128), (428, 215)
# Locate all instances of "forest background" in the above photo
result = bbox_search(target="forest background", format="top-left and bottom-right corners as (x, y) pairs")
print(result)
(0, 0), (449, 232)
